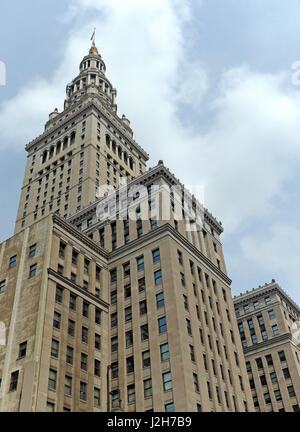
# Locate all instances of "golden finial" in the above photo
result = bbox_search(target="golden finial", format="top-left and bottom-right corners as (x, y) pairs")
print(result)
(89, 28), (98, 54)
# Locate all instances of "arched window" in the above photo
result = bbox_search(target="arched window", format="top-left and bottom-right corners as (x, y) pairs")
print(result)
(118, 146), (122, 159)
(42, 150), (47, 164)
(63, 137), (68, 150)
(70, 132), (76, 145)
(49, 146), (54, 159)
(56, 141), (61, 155)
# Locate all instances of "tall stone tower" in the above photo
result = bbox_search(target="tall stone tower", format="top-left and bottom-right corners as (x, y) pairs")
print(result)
(15, 42), (149, 235)
(0, 42), (254, 412)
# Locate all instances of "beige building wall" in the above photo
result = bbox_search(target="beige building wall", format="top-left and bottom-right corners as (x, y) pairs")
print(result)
(234, 282), (300, 412)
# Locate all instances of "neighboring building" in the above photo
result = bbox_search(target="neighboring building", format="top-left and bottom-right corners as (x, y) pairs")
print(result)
(0, 215), (109, 412)
(233, 280), (300, 412)
(0, 42), (254, 412)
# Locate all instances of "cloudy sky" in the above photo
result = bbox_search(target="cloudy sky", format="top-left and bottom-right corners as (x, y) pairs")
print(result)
(1, 0), (300, 304)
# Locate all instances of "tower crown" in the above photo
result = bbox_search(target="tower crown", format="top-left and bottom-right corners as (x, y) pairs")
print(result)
(64, 44), (117, 111)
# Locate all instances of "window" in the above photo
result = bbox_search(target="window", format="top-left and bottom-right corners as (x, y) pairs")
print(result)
(162, 372), (172, 391)
(66, 346), (73, 365)
(0, 280), (5, 294)
(186, 319), (192, 336)
(235, 308), (240, 317)
(274, 389), (282, 401)
(268, 310), (275, 320)
(288, 385), (296, 398)
(82, 326), (88, 343)
(160, 343), (169, 361)
(124, 284), (131, 299)
(95, 359), (101, 377)
(84, 259), (90, 275)
(141, 324), (149, 341)
(65, 376), (72, 396)
(29, 264), (37, 278)
(111, 362), (118, 379)
(9, 371), (19, 392)
(138, 278), (145, 292)
(154, 270), (162, 285)
(95, 333), (101, 351)
(144, 379), (152, 398)
(111, 290), (117, 304)
(111, 390), (120, 409)
(193, 373), (199, 393)
(255, 358), (263, 369)
(272, 324), (279, 335)
(68, 294), (76, 311)
(278, 350), (286, 362)
(46, 402), (55, 412)
(177, 250), (183, 265)
(156, 292), (164, 309)
(128, 384), (136, 404)
(260, 375), (267, 386)
(264, 392), (271, 404)
(180, 272), (185, 287)
(68, 319), (75, 337)
(48, 369), (57, 391)
(80, 382), (87, 401)
(244, 304), (250, 313)
(265, 354), (273, 366)
(270, 372), (277, 384)
(253, 300), (260, 309)
(55, 285), (63, 303)
(165, 403), (175, 412)
(152, 249), (160, 263)
(139, 300), (147, 316)
(142, 351), (151, 368)
(72, 250), (78, 265)
(81, 353), (88, 371)
(189, 345), (195, 362)
(51, 339), (59, 358)
(126, 330), (133, 348)
(283, 367), (291, 379)
(265, 296), (271, 305)
(18, 341), (27, 359)
(183, 295), (189, 310)
(111, 337), (118, 353)
(9, 255), (17, 269)
(123, 262), (130, 277)
(127, 356), (134, 374)
(53, 312), (61, 330)
(29, 244), (37, 258)
(59, 242), (66, 258)
(137, 256), (144, 271)
(158, 317), (167, 334)
(95, 309), (101, 325)
(125, 307), (132, 322)
(94, 388), (101, 408)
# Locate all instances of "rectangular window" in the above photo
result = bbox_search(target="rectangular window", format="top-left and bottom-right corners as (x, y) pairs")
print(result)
(9, 255), (17, 269)
(69, 294), (77, 311)
(138, 277), (145, 292)
(82, 326), (88, 343)
(162, 372), (172, 391)
(141, 324), (149, 341)
(53, 312), (61, 330)
(137, 256), (144, 271)
(144, 379), (152, 398)
(18, 341), (27, 359)
(9, 371), (19, 392)
(139, 300), (147, 316)
(186, 319), (192, 336)
(51, 340), (59, 359)
(81, 353), (88, 371)
(125, 307), (132, 322)
(268, 310), (275, 320)
(278, 350), (286, 362)
(126, 330), (133, 348)
(95, 309), (101, 325)
(160, 343), (170, 361)
(95, 334), (101, 351)
(68, 319), (75, 337)
(111, 337), (118, 353)
(272, 324), (279, 335)
(111, 362), (118, 379)
(154, 270), (162, 285)
(94, 359), (101, 377)
(29, 264), (37, 278)
(66, 346), (73, 365)
(94, 388), (101, 408)
(127, 356), (134, 374)
(80, 382), (87, 401)
(82, 302), (89, 318)
(152, 249), (160, 263)
(48, 369), (57, 391)
(156, 292), (164, 309)
(111, 290), (117, 304)
(29, 244), (37, 258)
(128, 384), (136, 404)
(64, 376), (72, 396)
(123, 262), (130, 277)
(0, 280), (6, 294)
(124, 284), (131, 299)
(158, 317), (167, 334)
(142, 351), (151, 368)
(288, 385), (296, 398)
(189, 345), (195, 362)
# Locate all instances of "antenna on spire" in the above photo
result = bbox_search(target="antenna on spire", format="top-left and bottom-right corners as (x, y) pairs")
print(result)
(91, 28), (96, 44)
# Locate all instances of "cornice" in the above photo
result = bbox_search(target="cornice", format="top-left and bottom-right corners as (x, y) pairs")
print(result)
(243, 332), (293, 355)
(48, 268), (109, 309)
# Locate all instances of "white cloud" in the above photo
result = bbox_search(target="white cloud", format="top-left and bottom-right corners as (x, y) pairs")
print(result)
(240, 222), (300, 303)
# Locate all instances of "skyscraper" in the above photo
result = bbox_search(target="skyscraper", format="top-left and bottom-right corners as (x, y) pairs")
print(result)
(234, 280), (300, 412)
(0, 42), (253, 412)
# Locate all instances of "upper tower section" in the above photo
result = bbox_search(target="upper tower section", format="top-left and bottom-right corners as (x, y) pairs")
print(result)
(64, 42), (117, 112)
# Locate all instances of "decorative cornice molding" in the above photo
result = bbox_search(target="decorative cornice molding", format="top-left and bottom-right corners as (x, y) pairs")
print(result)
(48, 268), (109, 309)
(243, 332), (293, 355)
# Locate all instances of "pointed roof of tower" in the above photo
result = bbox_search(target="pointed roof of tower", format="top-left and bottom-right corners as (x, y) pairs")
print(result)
(89, 42), (99, 55)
